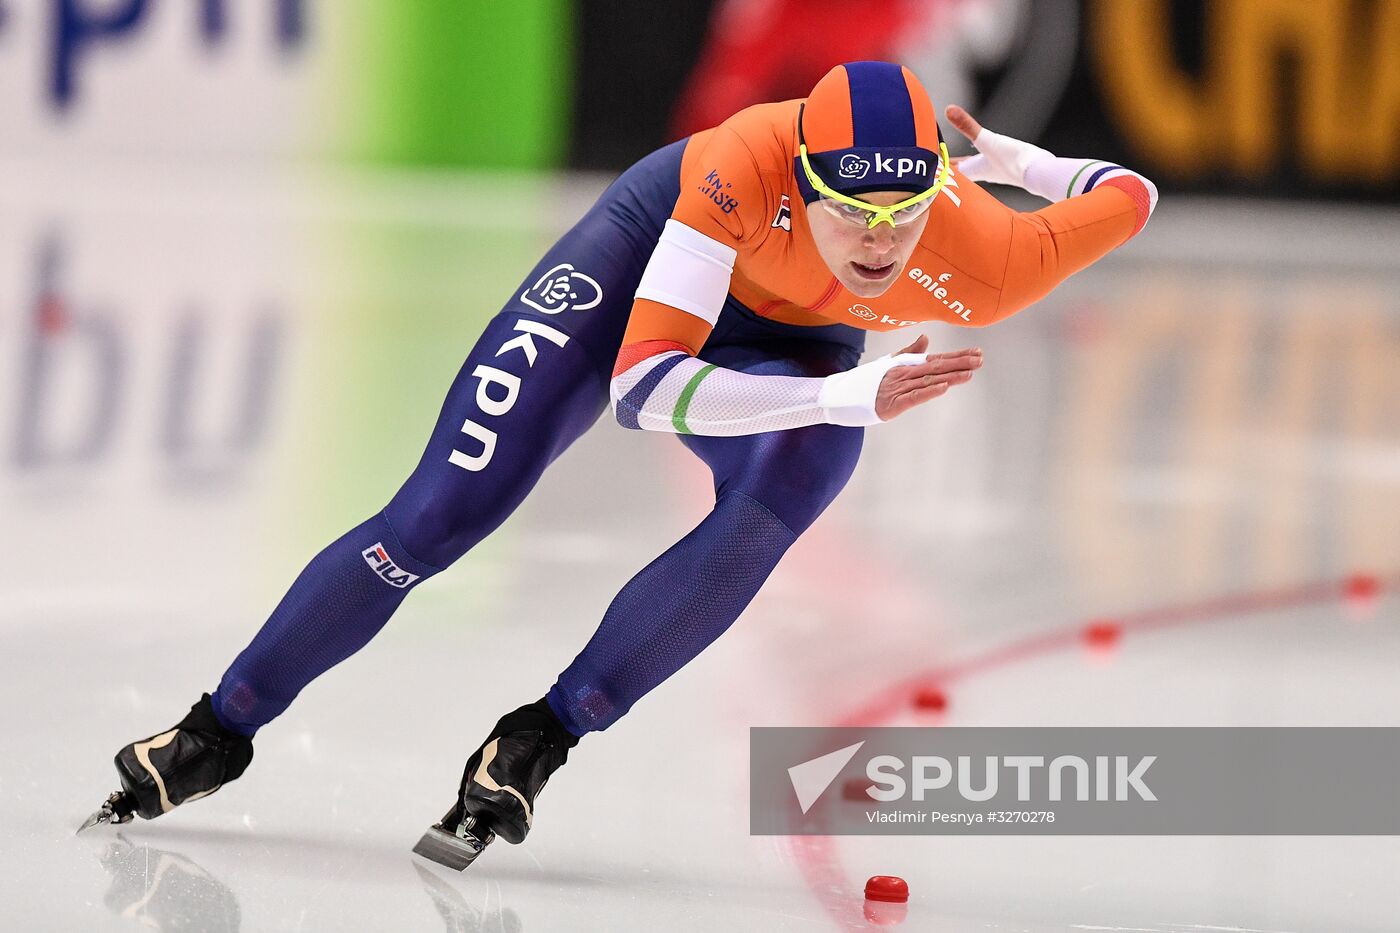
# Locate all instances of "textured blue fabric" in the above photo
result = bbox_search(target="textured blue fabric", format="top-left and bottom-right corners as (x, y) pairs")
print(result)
(546, 491), (796, 735)
(688, 317), (864, 536)
(212, 513), (438, 735)
(210, 141), (688, 734)
(546, 347), (864, 736)
(210, 135), (868, 740)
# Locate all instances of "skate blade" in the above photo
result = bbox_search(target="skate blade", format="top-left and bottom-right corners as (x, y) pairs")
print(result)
(75, 808), (109, 835)
(411, 824), (494, 872)
(76, 791), (134, 835)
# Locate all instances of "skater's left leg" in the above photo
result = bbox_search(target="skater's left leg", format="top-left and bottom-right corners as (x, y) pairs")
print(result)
(417, 410), (862, 864)
(414, 331), (864, 866)
(545, 354), (865, 736)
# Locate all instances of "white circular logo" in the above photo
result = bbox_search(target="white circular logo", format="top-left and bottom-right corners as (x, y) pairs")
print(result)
(847, 303), (878, 321)
(838, 154), (871, 180)
(520, 262), (603, 315)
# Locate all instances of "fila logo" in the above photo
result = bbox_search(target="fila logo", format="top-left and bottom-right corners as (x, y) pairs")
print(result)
(362, 542), (420, 588)
(520, 263), (603, 315)
(771, 194), (791, 232)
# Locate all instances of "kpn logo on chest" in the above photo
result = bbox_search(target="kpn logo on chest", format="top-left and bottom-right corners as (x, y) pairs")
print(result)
(848, 304), (916, 328)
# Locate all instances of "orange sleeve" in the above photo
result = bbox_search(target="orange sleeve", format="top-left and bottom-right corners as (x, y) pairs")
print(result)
(616, 123), (771, 364)
(994, 185), (1139, 322)
(618, 298), (716, 366)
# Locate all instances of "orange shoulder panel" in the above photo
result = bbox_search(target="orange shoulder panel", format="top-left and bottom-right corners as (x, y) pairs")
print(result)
(616, 104), (802, 365)
(670, 118), (773, 249)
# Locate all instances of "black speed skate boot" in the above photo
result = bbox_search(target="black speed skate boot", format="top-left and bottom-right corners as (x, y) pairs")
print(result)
(413, 698), (579, 871)
(78, 693), (254, 833)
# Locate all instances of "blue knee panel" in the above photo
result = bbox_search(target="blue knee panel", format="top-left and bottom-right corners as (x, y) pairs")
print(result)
(547, 489), (797, 735)
(546, 321), (868, 736)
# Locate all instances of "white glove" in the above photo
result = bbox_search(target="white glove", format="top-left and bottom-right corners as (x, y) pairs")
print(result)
(955, 127), (1054, 194)
(818, 353), (929, 427)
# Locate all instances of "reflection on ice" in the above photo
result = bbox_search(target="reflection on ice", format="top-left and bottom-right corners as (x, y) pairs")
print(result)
(99, 836), (240, 933)
(414, 863), (522, 933)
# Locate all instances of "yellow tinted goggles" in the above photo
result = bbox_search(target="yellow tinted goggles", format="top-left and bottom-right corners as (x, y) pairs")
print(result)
(798, 139), (951, 229)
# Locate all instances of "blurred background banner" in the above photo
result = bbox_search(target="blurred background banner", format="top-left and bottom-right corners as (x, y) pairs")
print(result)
(4, 5), (1400, 931)
(573, 0), (1400, 201)
(4, 0), (1397, 198)
(0, 0), (572, 168)
(3, 1), (1398, 606)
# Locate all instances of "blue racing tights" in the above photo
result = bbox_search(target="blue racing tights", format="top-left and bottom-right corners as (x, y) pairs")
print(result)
(211, 140), (865, 738)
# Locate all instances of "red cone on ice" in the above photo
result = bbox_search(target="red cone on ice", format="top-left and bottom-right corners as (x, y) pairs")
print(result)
(912, 687), (947, 712)
(1344, 572), (1381, 618)
(1083, 619), (1122, 648)
(864, 875), (909, 903)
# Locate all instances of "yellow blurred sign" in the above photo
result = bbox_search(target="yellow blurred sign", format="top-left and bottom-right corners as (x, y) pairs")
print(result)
(1092, 0), (1400, 186)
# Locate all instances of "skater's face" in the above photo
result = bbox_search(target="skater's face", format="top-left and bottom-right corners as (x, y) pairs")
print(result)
(805, 189), (931, 299)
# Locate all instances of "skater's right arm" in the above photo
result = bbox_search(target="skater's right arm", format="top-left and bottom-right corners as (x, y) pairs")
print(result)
(611, 126), (978, 435)
(612, 320), (979, 434)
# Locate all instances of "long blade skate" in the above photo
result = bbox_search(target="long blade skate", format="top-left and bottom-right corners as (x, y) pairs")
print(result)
(412, 817), (496, 872)
(76, 791), (136, 835)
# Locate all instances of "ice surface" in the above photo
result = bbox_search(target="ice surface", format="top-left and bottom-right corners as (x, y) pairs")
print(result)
(3, 164), (1399, 931)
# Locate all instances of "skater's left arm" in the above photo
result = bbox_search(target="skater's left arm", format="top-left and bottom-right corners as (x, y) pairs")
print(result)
(946, 105), (1159, 323)
(611, 124), (979, 435)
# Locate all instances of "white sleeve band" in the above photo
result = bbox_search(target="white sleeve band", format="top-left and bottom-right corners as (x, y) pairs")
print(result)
(634, 219), (738, 327)
(611, 351), (825, 435)
(960, 130), (1158, 227)
(1022, 155), (1159, 227)
(817, 352), (930, 426)
(609, 350), (930, 436)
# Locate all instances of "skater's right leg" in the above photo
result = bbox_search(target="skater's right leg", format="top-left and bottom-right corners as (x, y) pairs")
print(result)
(207, 138), (693, 736)
(210, 316), (622, 734)
(95, 138), (688, 826)
(209, 309), (609, 735)
(90, 307), (611, 828)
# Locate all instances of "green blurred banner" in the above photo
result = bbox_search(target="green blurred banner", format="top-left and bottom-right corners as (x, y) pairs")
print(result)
(346, 0), (573, 170)
(3, 1), (574, 171)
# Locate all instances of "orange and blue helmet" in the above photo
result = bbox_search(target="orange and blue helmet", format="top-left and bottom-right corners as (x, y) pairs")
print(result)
(795, 61), (945, 204)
